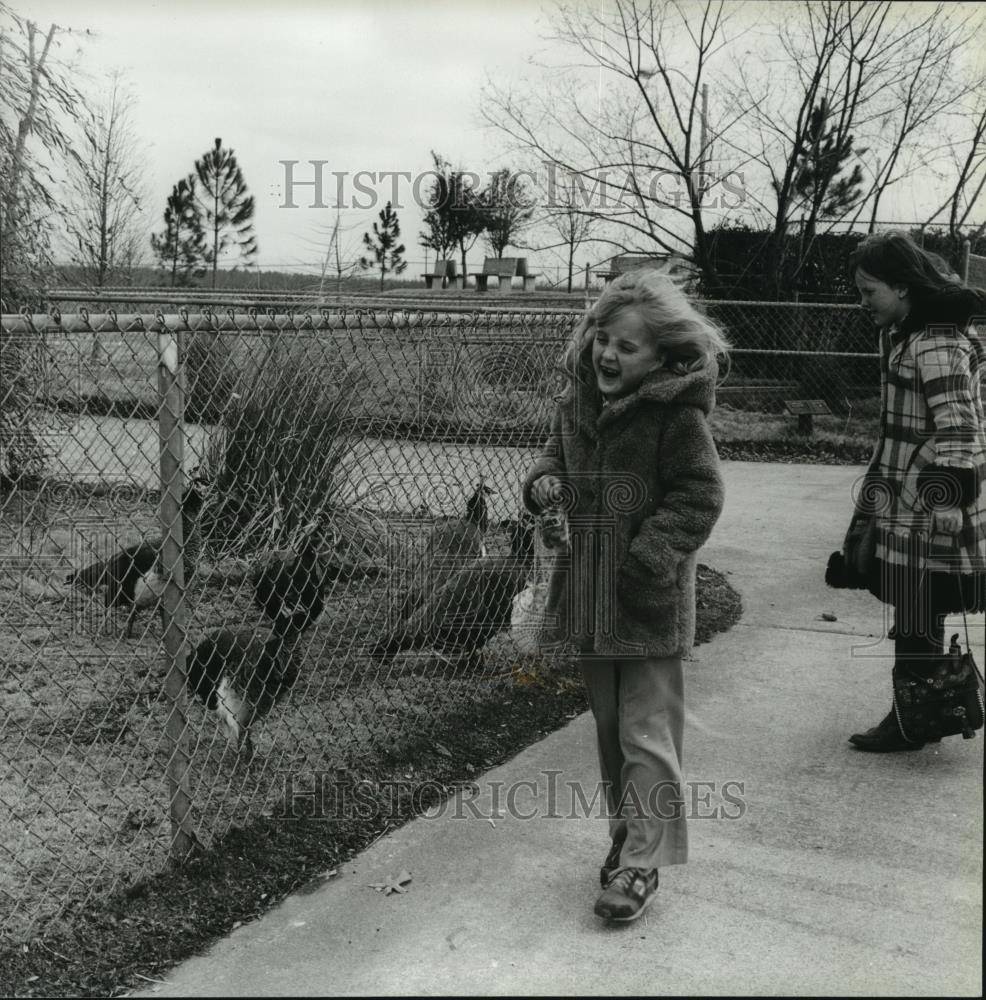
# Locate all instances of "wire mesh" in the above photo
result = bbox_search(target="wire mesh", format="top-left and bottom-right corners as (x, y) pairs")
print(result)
(966, 252), (986, 290)
(0, 299), (880, 939)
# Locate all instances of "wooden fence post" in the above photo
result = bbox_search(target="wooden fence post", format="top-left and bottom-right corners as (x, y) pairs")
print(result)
(962, 239), (971, 285)
(157, 327), (198, 862)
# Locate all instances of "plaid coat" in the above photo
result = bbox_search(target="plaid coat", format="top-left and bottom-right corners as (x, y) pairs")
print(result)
(827, 286), (986, 612)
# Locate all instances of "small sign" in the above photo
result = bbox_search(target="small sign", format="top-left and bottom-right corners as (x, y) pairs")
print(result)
(784, 399), (831, 416)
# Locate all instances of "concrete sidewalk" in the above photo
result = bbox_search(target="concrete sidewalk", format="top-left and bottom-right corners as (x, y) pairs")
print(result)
(146, 463), (983, 997)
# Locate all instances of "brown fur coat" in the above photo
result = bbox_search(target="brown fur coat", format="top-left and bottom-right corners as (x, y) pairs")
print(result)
(522, 348), (725, 658)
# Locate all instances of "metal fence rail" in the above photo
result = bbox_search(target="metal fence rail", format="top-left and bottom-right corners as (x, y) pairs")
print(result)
(0, 301), (879, 939)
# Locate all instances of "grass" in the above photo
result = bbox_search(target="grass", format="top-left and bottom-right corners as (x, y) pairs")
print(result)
(0, 550), (741, 999)
(710, 404), (877, 464)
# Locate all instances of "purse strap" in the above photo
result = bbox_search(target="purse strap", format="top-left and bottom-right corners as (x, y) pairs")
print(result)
(916, 542), (975, 654)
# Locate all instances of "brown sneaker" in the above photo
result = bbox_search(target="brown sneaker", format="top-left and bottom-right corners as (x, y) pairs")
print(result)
(593, 867), (659, 922)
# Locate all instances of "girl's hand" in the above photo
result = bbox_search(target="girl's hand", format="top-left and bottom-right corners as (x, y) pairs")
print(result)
(532, 475), (563, 510)
(932, 506), (963, 535)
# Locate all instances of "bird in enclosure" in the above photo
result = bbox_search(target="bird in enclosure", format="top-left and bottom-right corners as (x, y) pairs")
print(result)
(66, 482), (206, 638)
(402, 479), (495, 618)
(249, 517), (331, 635)
(369, 513), (536, 666)
(185, 614), (306, 759)
(247, 510), (384, 626)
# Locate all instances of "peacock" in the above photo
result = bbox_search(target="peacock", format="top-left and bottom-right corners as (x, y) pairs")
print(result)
(403, 480), (494, 619)
(249, 518), (329, 635)
(185, 614), (306, 759)
(370, 514), (535, 665)
(66, 482), (206, 638)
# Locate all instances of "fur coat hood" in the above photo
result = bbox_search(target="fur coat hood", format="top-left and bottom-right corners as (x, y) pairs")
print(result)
(524, 349), (725, 659)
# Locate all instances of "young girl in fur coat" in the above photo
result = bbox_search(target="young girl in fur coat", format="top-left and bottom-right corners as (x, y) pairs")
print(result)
(523, 270), (728, 923)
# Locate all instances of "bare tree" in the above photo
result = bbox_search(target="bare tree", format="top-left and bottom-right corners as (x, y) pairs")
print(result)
(534, 164), (601, 291)
(924, 95), (986, 243)
(729, 1), (984, 296)
(0, 5), (88, 308)
(482, 0), (744, 285)
(852, 4), (984, 231)
(64, 71), (148, 287)
(301, 207), (363, 296)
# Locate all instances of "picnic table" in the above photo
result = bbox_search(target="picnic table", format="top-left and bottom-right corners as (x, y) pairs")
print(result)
(593, 253), (670, 284)
(421, 259), (458, 289)
(470, 257), (540, 292)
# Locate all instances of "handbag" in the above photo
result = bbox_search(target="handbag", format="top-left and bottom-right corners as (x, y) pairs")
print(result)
(893, 610), (986, 742)
(844, 514), (878, 577)
(826, 514), (878, 589)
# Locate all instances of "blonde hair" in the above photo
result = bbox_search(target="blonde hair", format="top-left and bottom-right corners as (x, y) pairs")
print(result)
(563, 269), (729, 378)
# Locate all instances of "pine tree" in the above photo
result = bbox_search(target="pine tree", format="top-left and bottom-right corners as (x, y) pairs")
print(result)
(150, 176), (208, 287)
(360, 201), (407, 290)
(194, 137), (258, 288)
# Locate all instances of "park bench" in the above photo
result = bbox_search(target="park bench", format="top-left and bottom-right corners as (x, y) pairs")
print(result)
(593, 253), (670, 284)
(470, 257), (540, 292)
(421, 259), (458, 289)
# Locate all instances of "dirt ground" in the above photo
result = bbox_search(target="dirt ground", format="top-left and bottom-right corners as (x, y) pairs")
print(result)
(0, 484), (570, 944)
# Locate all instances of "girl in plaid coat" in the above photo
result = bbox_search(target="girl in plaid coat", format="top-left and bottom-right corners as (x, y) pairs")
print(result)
(826, 233), (986, 752)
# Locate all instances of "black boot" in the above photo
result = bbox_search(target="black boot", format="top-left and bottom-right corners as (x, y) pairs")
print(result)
(599, 825), (628, 887)
(849, 709), (926, 752)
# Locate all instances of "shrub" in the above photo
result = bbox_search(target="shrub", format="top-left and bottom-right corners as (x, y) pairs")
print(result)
(182, 330), (240, 425)
(204, 357), (364, 554)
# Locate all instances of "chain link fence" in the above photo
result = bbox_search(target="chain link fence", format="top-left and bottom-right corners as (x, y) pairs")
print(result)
(0, 299), (880, 940)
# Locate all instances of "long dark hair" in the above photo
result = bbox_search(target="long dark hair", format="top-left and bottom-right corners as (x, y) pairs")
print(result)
(848, 233), (961, 301)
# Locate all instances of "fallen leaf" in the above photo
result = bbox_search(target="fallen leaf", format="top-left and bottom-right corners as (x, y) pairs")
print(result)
(367, 870), (412, 896)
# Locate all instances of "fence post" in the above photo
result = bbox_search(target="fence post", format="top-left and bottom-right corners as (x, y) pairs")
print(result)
(962, 239), (971, 285)
(157, 326), (198, 862)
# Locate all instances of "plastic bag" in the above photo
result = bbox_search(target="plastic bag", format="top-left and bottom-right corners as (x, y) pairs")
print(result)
(511, 580), (549, 655)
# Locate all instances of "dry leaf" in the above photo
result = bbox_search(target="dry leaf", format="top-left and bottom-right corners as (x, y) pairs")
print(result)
(368, 870), (413, 896)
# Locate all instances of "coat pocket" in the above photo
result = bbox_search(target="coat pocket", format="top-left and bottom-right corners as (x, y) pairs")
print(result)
(616, 553), (681, 618)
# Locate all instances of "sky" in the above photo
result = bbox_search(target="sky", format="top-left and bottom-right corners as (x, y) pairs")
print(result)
(21, 0), (553, 275)
(14, 0), (986, 281)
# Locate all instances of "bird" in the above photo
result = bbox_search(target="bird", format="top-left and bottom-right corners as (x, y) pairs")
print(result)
(370, 514), (535, 666)
(185, 615), (305, 759)
(66, 482), (206, 638)
(249, 517), (329, 635)
(403, 480), (495, 618)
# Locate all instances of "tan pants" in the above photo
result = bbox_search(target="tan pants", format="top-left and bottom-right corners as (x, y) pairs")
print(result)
(580, 655), (688, 869)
